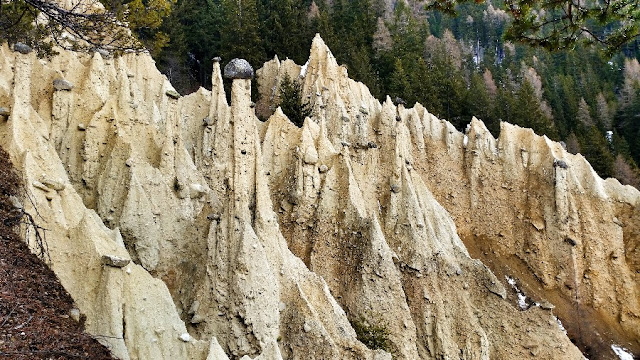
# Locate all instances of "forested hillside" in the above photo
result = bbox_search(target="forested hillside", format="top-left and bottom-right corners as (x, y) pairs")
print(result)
(156, 0), (640, 187)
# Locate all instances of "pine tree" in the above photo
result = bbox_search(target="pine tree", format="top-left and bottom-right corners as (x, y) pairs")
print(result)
(615, 85), (640, 165)
(468, 71), (497, 135)
(278, 74), (312, 128)
(258, 0), (315, 65)
(578, 126), (615, 178)
(219, 0), (265, 67)
(595, 93), (612, 129)
(388, 59), (412, 104)
(157, 0), (222, 92)
(577, 98), (594, 127)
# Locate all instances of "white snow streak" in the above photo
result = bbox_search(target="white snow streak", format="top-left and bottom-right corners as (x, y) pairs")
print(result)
(300, 60), (310, 78)
(611, 345), (634, 360)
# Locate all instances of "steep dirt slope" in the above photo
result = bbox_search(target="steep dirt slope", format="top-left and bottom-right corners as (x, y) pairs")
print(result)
(414, 119), (640, 358)
(0, 147), (114, 359)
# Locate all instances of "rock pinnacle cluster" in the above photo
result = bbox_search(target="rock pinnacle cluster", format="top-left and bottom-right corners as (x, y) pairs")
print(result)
(0, 34), (637, 359)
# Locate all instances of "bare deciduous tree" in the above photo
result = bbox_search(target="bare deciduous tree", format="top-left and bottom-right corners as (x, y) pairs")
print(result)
(1, 0), (149, 56)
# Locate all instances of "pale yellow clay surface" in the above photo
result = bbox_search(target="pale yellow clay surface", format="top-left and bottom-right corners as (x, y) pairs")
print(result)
(0, 35), (635, 359)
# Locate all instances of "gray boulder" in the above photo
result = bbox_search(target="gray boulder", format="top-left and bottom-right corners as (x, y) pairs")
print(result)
(53, 79), (74, 91)
(223, 58), (254, 79)
(203, 117), (214, 126)
(553, 159), (569, 169)
(96, 48), (111, 58)
(166, 89), (180, 99)
(14, 42), (32, 54)
(101, 254), (130, 268)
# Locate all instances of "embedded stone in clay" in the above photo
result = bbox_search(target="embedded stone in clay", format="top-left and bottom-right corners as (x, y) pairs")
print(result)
(53, 79), (74, 91)
(14, 42), (32, 54)
(101, 255), (131, 268)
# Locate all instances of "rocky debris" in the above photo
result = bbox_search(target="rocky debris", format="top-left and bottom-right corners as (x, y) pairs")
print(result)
(303, 147), (319, 164)
(553, 159), (569, 169)
(189, 183), (206, 198)
(394, 97), (406, 105)
(188, 300), (200, 315)
(70, 308), (81, 322)
(41, 177), (66, 191)
(0, 107), (10, 118)
(191, 314), (205, 324)
(203, 116), (214, 126)
(539, 301), (555, 310)
(32, 180), (51, 192)
(96, 48), (111, 58)
(224, 58), (254, 79)
(13, 42), (32, 54)
(485, 279), (507, 299)
(207, 212), (221, 221)
(53, 78), (74, 91)
(9, 195), (22, 210)
(166, 89), (181, 99)
(101, 254), (131, 268)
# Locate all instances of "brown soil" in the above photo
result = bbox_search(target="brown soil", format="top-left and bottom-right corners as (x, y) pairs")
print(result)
(0, 147), (114, 360)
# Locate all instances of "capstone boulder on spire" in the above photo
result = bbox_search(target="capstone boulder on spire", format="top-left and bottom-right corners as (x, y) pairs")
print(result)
(224, 58), (254, 79)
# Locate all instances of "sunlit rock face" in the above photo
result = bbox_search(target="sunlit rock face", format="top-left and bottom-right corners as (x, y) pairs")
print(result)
(0, 33), (634, 360)
(256, 35), (639, 359)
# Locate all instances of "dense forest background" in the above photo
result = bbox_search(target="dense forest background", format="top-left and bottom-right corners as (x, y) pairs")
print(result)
(154, 0), (640, 187)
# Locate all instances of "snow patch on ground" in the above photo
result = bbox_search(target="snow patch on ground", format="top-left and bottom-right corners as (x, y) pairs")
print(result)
(554, 316), (566, 334)
(611, 345), (634, 360)
(505, 276), (528, 310)
(516, 292), (527, 309)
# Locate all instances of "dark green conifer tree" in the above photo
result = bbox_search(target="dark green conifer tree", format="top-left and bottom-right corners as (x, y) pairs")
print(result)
(278, 74), (312, 128)
(219, 0), (265, 66)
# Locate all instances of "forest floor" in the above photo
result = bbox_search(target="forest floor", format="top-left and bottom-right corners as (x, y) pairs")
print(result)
(0, 147), (114, 359)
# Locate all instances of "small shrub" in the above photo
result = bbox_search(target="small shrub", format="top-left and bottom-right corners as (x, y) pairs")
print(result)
(350, 316), (393, 354)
